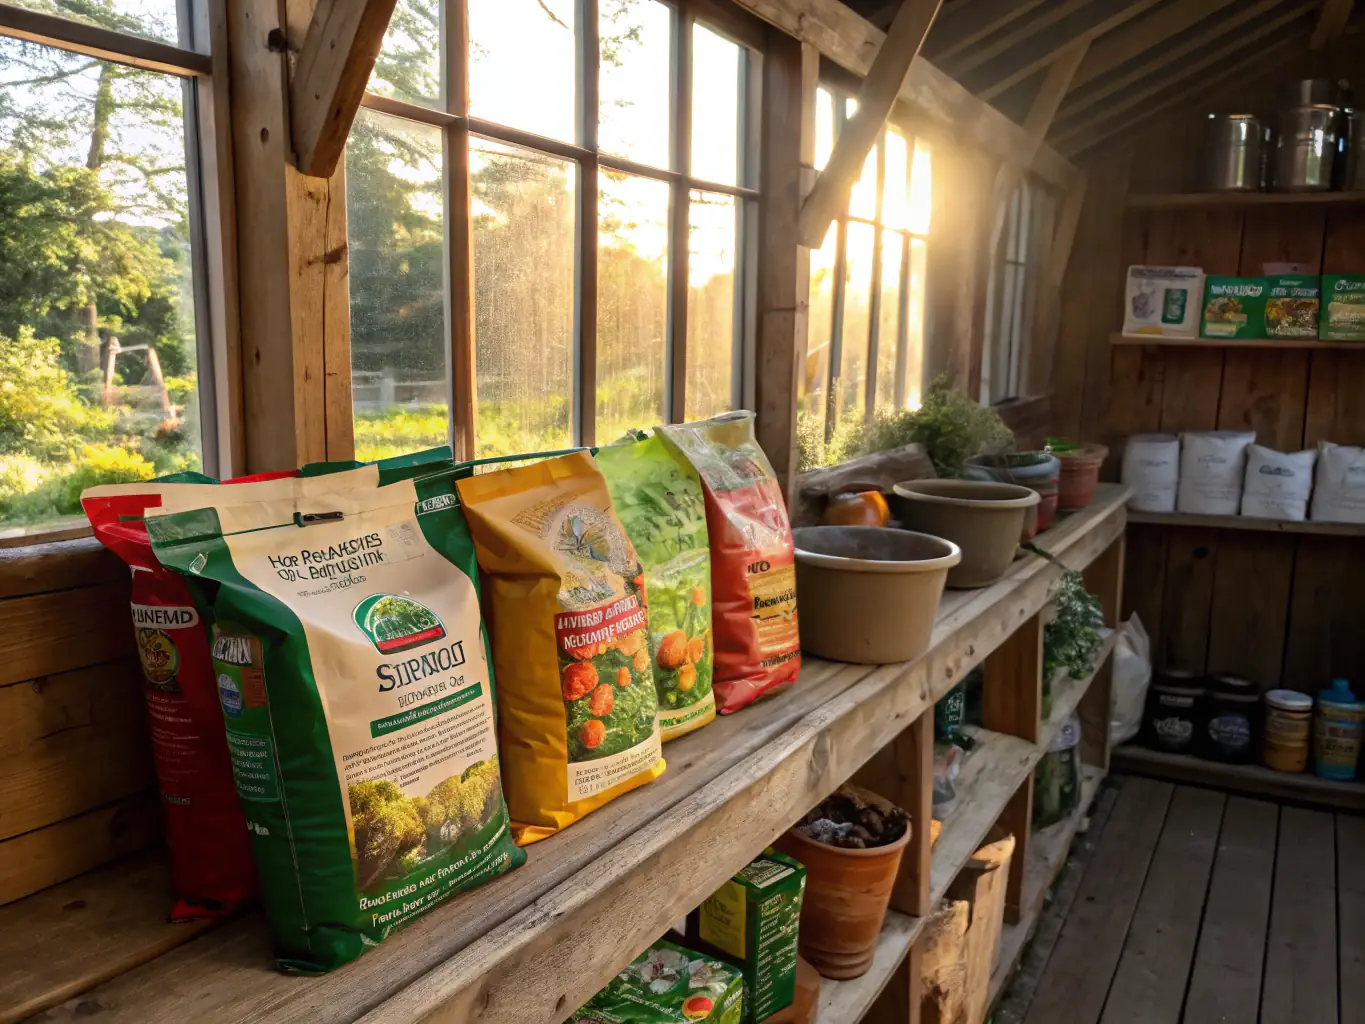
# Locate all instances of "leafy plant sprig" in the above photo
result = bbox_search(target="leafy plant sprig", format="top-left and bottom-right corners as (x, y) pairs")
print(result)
(1043, 569), (1104, 682)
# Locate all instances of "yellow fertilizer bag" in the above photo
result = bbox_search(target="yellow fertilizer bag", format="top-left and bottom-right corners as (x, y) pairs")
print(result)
(457, 450), (665, 844)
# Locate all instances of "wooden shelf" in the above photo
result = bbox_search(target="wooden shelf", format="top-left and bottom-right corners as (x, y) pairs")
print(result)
(1111, 745), (1365, 813)
(814, 910), (922, 1024)
(1111, 332), (1365, 350)
(14, 487), (1133, 1024)
(1127, 191), (1365, 210)
(1127, 509), (1365, 537)
(987, 767), (1105, 1010)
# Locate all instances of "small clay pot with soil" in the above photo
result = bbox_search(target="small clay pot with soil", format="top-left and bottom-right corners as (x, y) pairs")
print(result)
(775, 784), (913, 980)
(1054, 443), (1109, 510)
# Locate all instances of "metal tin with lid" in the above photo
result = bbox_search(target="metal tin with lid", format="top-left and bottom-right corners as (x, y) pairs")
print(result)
(1263, 689), (1313, 772)
(1145, 669), (1205, 754)
(1201, 113), (1268, 192)
(1203, 674), (1260, 764)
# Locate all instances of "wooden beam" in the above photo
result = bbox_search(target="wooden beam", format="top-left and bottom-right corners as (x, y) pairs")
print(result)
(942, 0), (1095, 78)
(1028, 173), (1088, 395)
(924, 0), (1051, 64)
(1057, 0), (1294, 123)
(1311, 0), (1355, 47)
(730, 0), (1076, 187)
(796, 0), (942, 248)
(1052, 8), (1314, 151)
(0, 0), (209, 74)
(290, 0), (400, 178)
(1069, 0), (1241, 92)
(976, 0), (1161, 102)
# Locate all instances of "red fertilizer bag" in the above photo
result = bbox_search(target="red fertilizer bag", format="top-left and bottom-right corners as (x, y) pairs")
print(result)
(660, 413), (800, 713)
(82, 473), (263, 920)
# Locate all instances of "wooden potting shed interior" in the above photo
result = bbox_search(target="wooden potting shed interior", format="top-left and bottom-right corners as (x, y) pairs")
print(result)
(1, 0), (1363, 1021)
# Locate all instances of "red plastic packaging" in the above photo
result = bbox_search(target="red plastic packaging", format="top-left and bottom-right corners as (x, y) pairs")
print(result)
(83, 483), (268, 920)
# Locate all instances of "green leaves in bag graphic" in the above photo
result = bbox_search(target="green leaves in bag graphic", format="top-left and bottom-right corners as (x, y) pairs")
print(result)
(354, 594), (446, 654)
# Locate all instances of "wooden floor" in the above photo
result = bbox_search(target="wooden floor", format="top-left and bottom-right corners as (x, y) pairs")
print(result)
(1012, 777), (1365, 1024)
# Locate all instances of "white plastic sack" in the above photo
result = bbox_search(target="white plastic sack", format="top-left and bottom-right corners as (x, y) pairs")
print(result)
(1177, 431), (1254, 515)
(1110, 615), (1151, 747)
(1122, 434), (1180, 512)
(1241, 444), (1316, 521)
(1311, 442), (1365, 523)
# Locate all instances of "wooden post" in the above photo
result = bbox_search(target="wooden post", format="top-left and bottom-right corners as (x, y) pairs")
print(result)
(755, 30), (817, 499)
(854, 710), (934, 917)
(864, 941), (922, 1024)
(145, 347), (174, 417)
(103, 337), (119, 405)
(1080, 533), (1127, 769)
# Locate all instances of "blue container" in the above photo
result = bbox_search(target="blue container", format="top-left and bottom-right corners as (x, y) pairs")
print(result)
(1314, 679), (1365, 781)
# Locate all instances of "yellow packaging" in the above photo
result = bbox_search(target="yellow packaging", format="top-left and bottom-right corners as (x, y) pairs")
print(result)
(457, 451), (665, 844)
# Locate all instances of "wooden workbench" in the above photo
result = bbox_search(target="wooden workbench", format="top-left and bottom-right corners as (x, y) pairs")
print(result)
(7, 485), (1131, 1024)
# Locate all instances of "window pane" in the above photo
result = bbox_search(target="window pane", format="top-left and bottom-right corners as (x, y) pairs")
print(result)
(347, 109), (447, 461)
(909, 138), (932, 235)
(371, 0), (442, 108)
(876, 232), (902, 413)
(837, 223), (875, 430)
(815, 87), (835, 171)
(0, 40), (202, 538)
(883, 130), (908, 231)
(600, 0), (671, 168)
(470, 0), (576, 142)
(598, 171), (669, 442)
(471, 138), (577, 455)
(907, 237), (926, 410)
(691, 24), (742, 185)
(686, 190), (736, 420)
(5, 0), (187, 49)
(849, 141), (878, 221)
(803, 221), (837, 424)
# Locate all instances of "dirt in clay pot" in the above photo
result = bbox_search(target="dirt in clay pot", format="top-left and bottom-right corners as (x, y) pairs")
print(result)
(774, 785), (912, 981)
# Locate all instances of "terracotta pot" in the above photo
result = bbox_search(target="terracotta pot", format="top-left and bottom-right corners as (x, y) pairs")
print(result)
(889, 480), (1039, 589)
(775, 788), (912, 980)
(792, 526), (961, 664)
(1055, 444), (1109, 510)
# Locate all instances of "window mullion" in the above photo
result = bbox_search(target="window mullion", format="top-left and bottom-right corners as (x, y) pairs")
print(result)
(895, 230), (911, 409)
(666, 4), (692, 423)
(864, 136), (885, 424)
(575, 0), (600, 447)
(444, 0), (476, 458)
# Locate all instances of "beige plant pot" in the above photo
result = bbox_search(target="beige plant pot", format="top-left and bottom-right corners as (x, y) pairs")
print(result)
(793, 527), (960, 664)
(889, 480), (1039, 589)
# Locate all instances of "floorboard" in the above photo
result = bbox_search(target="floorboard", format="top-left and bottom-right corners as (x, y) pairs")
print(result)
(1337, 815), (1365, 1024)
(1182, 796), (1278, 1024)
(1021, 778), (1172, 1024)
(1262, 806), (1338, 1024)
(1099, 786), (1225, 1024)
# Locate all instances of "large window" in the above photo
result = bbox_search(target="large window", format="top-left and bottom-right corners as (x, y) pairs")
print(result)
(0, 1), (218, 539)
(349, 0), (761, 459)
(800, 85), (931, 454)
(980, 179), (1054, 405)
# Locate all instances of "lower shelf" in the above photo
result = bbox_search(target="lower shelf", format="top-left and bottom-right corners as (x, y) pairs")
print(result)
(1111, 744), (1365, 812)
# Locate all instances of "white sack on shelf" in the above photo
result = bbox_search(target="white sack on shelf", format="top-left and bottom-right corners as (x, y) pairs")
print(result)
(1311, 442), (1365, 523)
(1121, 433), (1180, 512)
(1111, 615), (1151, 747)
(1240, 444), (1317, 521)
(1177, 431), (1255, 515)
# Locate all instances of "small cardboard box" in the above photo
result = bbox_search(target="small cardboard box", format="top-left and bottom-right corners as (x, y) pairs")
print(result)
(1264, 275), (1320, 338)
(696, 850), (806, 1024)
(1200, 276), (1268, 339)
(568, 939), (744, 1023)
(1320, 274), (1365, 341)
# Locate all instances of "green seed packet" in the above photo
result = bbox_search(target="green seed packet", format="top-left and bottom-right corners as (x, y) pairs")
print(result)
(569, 939), (744, 1024)
(1200, 276), (1268, 339)
(1264, 275), (1320, 338)
(1320, 274), (1365, 341)
(696, 849), (806, 1024)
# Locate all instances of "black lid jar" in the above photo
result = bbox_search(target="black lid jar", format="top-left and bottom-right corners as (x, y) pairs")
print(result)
(1144, 669), (1206, 754)
(1203, 674), (1261, 764)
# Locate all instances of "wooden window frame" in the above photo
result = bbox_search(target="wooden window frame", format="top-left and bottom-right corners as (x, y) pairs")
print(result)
(0, 0), (241, 547)
(354, 0), (766, 456)
(982, 177), (1054, 407)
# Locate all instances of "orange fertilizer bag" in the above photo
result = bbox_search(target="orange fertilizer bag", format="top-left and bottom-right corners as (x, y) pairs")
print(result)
(660, 413), (800, 713)
(457, 451), (664, 844)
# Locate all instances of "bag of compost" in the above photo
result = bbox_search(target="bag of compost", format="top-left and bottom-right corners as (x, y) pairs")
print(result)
(144, 470), (523, 972)
(82, 473), (257, 921)
(659, 413), (800, 714)
(569, 939), (744, 1024)
(596, 433), (715, 742)
(457, 450), (664, 845)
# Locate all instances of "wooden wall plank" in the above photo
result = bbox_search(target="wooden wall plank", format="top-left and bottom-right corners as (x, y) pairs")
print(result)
(1205, 535), (1296, 688)
(1121, 524), (1168, 664)
(0, 539), (122, 600)
(0, 583), (133, 688)
(1280, 537), (1365, 692)
(1157, 528), (1217, 673)
(1262, 807), (1339, 1024)
(1182, 797), (1278, 1024)
(1099, 786), (1225, 1024)
(852, 712), (933, 916)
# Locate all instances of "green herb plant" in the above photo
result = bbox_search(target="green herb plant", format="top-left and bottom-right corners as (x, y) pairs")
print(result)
(1041, 568), (1104, 717)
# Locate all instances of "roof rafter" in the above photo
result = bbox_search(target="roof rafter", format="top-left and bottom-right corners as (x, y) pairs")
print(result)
(1068, 0), (1242, 92)
(940, 0), (1097, 78)
(922, 0), (1052, 64)
(1311, 0), (1355, 46)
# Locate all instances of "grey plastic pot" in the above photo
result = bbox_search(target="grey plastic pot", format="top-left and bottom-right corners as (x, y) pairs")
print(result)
(889, 480), (1039, 589)
(793, 526), (961, 664)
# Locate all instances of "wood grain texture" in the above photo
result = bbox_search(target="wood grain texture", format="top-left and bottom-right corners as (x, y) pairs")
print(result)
(1339, 814), (1365, 1024)
(1120, 524), (1167, 668)
(1262, 807), (1339, 1024)
(1023, 777), (1173, 1024)
(0, 537), (122, 599)
(1282, 536), (1365, 698)
(853, 710), (933, 916)
(996, 779), (1032, 925)
(0, 1), (210, 74)
(0, 582), (133, 688)
(1183, 797), (1278, 1024)
(1157, 527), (1217, 672)
(982, 610), (1042, 744)
(1129, 510), (1365, 537)
(1069, 0), (1240, 91)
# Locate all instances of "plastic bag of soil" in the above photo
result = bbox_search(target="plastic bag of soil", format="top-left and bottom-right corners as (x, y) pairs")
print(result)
(456, 450), (664, 844)
(596, 432), (715, 741)
(144, 469), (523, 972)
(1033, 715), (1081, 829)
(659, 413), (800, 714)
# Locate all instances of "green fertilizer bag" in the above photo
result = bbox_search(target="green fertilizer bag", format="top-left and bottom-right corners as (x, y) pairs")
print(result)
(145, 470), (524, 972)
(595, 433), (714, 741)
